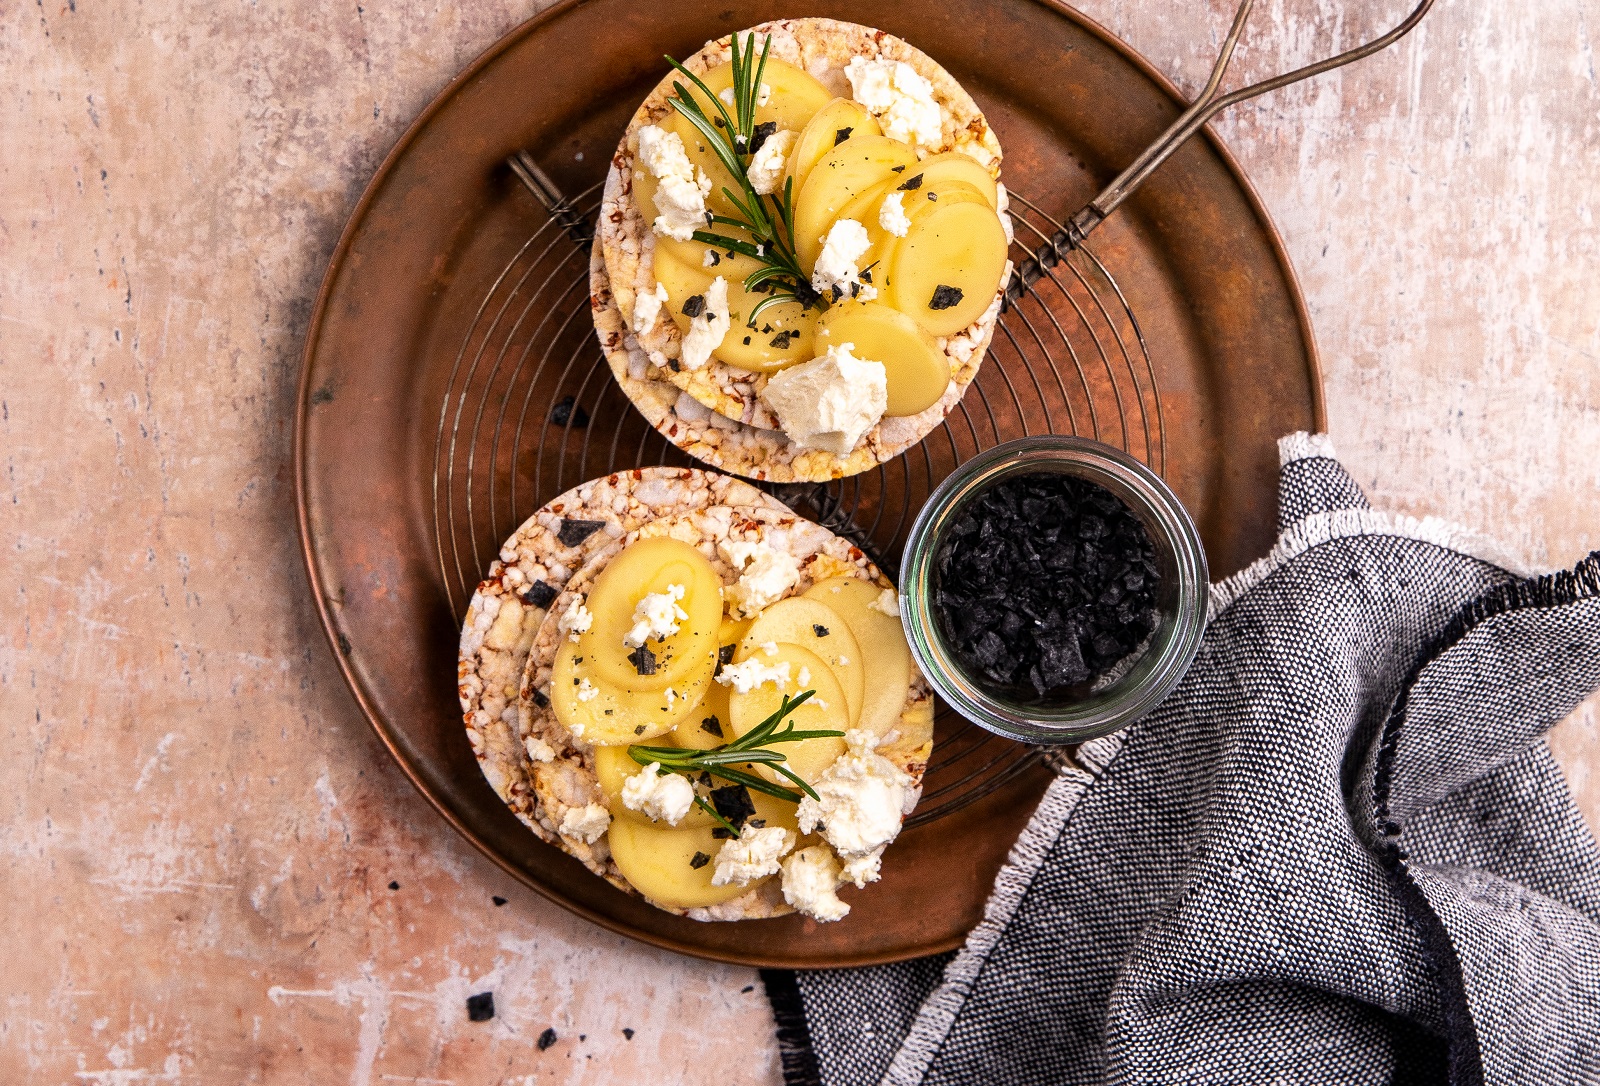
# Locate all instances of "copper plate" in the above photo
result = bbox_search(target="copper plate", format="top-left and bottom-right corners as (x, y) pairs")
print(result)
(295, 0), (1324, 967)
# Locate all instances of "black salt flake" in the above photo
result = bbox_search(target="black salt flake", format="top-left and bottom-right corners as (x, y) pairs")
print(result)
(681, 294), (706, 318)
(627, 644), (658, 676)
(833, 126), (853, 145)
(549, 396), (589, 427)
(897, 172), (924, 190)
(929, 285), (964, 311)
(467, 992), (495, 1022)
(689, 851), (711, 870)
(521, 580), (559, 609)
(556, 518), (607, 547)
(537, 1027), (558, 1050)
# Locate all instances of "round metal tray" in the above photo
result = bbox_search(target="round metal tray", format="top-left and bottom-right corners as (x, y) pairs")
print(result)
(295, 0), (1323, 968)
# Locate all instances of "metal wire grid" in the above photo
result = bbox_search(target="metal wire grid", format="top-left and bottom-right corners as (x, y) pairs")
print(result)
(432, 178), (1165, 827)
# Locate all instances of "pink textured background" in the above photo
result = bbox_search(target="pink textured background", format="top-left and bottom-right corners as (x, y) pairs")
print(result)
(2, 1), (1596, 1082)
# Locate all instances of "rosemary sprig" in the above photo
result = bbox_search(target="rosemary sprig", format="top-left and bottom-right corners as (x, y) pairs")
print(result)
(664, 33), (820, 325)
(627, 690), (842, 836)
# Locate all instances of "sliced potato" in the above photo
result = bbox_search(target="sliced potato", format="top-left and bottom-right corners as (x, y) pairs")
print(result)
(814, 301), (948, 417)
(737, 597), (864, 726)
(665, 57), (831, 220)
(794, 136), (918, 273)
(581, 537), (723, 691)
(715, 280), (816, 373)
(728, 643), (849, 785)
(886, 200), (1009, 337)
(550, 639), (711, 745)
(785, 97), (881, 200)
(672, 668), (733, 752)
(893, 152), (999, 209)
(802, 577), (912, 738)
(608, 789), (800, 909)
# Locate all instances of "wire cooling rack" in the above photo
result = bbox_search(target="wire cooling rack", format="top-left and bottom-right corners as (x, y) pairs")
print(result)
(430, 162), (1164, 826)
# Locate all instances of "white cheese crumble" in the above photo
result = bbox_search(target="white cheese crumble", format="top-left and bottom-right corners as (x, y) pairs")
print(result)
(716, 657), (791, 694)
(680, 275), (731, 371)
(761, 342), (888, 457)
(844, 57), (944, 149)
(747, 129), (796, 196)
(711, 825), (796, 886)
(636, 125), (713, 241)
(558, 596), (594, 642)
(761, 640), (779, 657)
(620, 763), (695, 825)
(524, 736), (556, 763)
(719, 540), (803, 617)
(664, 686), (679, 709)
(798, 666), (811, 687)
(781, 845), (851, 922)
(558, 802), (610, 843)
(702, 249), (718, 267)
(575, 677), (599, 703)
(878, 191), (911, 237)
(868, 587), (901, 617)
(624, 583), (688, 647)
(810, 218), (877, 302)
(796, 729), (912, 887)
(631, 281), (670, 335)
(996, 181), (1014, 245)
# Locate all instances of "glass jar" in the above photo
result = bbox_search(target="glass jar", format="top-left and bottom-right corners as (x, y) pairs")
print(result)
(898, 435), (1209, 744)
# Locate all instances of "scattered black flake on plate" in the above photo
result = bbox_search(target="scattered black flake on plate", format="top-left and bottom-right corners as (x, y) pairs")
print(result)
(750, 120), (778, 155)
(711, 784), (756, 829)
(681, 294), (706, 318)
(927, 191), (938, 201)
(770, 330), (794, 349)
(742, 335), (751, 345)
(742, 985), (755, 993)
(628, 644), (657, 676)
(698, 771), (713, 787)
(556, 518), (606, 547)
(521, 580), (559, 609)
(748, 818), (766, 828)
(929, 285), (964, 311)
(813, 624), (829, 637)
(388, 881), (400, 891)
(833, 126), (853, 145)
(700, 715), (724, 738)
(537, 1027), (558, 1050)
(689, 851), (711, 870)
(717, 644), (736, 671)
(934, 472), (1159, 699)
(897, 172), (924, 191)
(760, 323), (773, 334)
(530, 687), (550, 708)
(667, 358), (681, 372)
(549, 396), (589, 427)
(633, 724), (645, 735)
(707, 250), (721, 266)
(623, 1028), (636, 1040)
(467, 992), (495, 1021)
(891, 164), (906, 172)
(492, 895), (507, 906)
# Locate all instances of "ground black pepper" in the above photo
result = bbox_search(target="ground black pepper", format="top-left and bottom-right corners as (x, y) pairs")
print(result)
(934, 472), (1160, 698)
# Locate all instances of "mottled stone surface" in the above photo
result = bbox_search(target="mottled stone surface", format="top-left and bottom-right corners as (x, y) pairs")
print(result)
(1, 1), (1595, 1082)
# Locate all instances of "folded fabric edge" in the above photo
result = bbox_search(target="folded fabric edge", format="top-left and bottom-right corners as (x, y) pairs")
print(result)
(1368, 550), (1600, 1086)
(762, 968), (825, 1086)
(1208, 507), (1537, 622)
(1278, 429), (1339, 465)
(878, 730), (1129, 1086)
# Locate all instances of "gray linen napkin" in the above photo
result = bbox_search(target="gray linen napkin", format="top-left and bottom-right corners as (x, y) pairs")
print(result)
(763, 433), (1600, 1086)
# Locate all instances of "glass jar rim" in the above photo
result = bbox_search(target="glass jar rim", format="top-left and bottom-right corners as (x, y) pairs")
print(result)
(897, 435), (1209, 744)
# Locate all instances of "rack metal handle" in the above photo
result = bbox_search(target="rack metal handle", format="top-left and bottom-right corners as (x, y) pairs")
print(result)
(1009, 0), (1436, 300)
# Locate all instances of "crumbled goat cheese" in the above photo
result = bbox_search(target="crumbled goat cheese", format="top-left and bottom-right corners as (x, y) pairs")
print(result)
(868, 587), (900, 617)
(747, 129), (795, 195)
(702, 249), (718, 267)
(761, 342), (888, 457)
(844, 57), (944, 149)
(576, 678), (599, 703)
(712, 825), (796, 886)
(621, 763), (695, 825)
(637, 124), (713, 241)
(716, 657), (792, 694)
(798, 666), (811, 687)
(761, 640), (779, 656)
(878, 191), (911, 237)
(624, 583), (688, 647)
(664, 686), (679, 709)
(559, 596), (594, 642)
(558, 802), (610, 843)
(781, 845), (851, 921)
(719, 540), (803, 616)
(796, 729), (912, 887)
(631, 281), (670, 334)
(524, 736), (557, 763)
(680, 276), (731, 371)
(810, 218), (877, 301)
